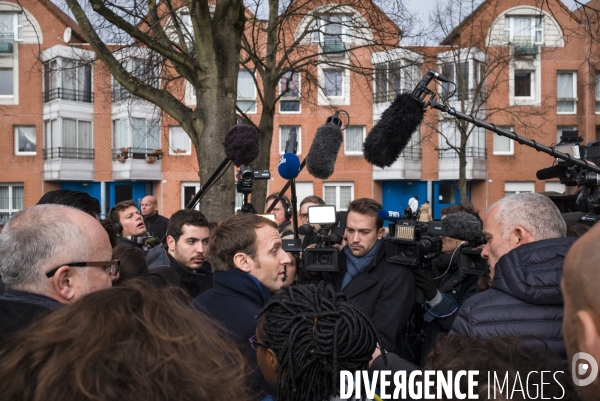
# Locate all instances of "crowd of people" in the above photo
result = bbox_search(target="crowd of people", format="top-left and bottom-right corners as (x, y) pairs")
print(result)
(0, 189), (597, 400)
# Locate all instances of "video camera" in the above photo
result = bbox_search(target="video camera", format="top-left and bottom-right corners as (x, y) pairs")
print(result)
(300, 205), (346, 272)
(236, 165), (270, 214)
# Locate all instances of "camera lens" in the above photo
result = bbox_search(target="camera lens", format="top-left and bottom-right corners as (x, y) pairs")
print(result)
(317, 253), (331, 265)
(402, 245), (415, 257)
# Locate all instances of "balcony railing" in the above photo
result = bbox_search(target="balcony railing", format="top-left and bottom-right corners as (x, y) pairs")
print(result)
(113, 147), (163, 161)
(400, 146), (422, 160)
(374, 89), (401, 104)
(0, 32), (13, 54)
(512, 36), (539, 56)
(44, 147), (94, 160)
(322, 37), (346, 54)
(43, 88), (93, 103)
(439, 146), (486, 160)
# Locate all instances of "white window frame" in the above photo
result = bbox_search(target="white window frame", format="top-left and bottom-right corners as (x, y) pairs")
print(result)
(557, 71), (577, 114)
(14, 125), (36, 156)
(545, 181), (565, 193)
(0, 66), (13, 97)
(279, 126), (302, 155)
(113, 118), (161, 151)
(323, 182), (354, 211)
(279, 71), (301, 114)
(181, 182), (200, 211)
(504, 15), (543, 44)
(0, 182), (23, 225)
(492, 126), (514, 156)
(344, 125), (365, 155)
(323, 69), (344, 98)
(237, 69), (257, 114)
(168, 126), (191, 155)
(514, 70), (534, 99)
(312, 14), (353, 43)
(504, 181), (535, 197)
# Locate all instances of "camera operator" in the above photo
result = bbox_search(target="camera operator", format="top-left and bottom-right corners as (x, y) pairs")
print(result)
(412, 203), (481, 365)
(323, 198), (415, 354)
(450, 193), (575, 360)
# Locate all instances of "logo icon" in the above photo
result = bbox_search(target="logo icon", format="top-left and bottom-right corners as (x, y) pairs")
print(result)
(572, 352), (599, 386)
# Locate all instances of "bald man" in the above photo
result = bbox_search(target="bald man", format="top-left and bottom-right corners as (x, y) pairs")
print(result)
(563, 224), (600, 399)
(141, 195), (169, 243)
(0, 205), (116, 341)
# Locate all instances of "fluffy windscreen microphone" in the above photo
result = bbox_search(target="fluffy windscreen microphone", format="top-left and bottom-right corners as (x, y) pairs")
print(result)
(441, 212), (483, 242)
(223, 125), (260, 167)
(363, 93), (425, 168)
(306, 115), (343, 180)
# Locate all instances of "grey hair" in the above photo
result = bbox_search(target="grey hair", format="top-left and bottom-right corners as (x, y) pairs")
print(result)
(490, 193), (566, 241)
(0, 205), (93, 293)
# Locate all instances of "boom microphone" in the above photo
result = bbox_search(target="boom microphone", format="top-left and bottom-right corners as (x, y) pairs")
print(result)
(536, 165), (568, 181)
(278, 128), (301, 180)
(363, 93), (425, 168)
(223, 125), (260, 167)
(441, 212), (483, 242)
(306, 113), (343, 180)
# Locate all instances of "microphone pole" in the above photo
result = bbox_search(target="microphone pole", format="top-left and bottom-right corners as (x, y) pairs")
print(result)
(266, 158), (306, 220)
(186, 159), (232, 210)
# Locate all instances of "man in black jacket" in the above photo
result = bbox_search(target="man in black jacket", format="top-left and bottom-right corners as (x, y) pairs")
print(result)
(141, 196), (169, 243)
(324, 198), (415, 354)
(146, 209), (212, 299)
(111, 200), (157, 253)
(451, 193), (574, 359)
(192, 214), (291, 398)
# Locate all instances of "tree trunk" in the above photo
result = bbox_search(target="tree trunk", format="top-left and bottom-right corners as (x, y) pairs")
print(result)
(458, 133), (468, 203)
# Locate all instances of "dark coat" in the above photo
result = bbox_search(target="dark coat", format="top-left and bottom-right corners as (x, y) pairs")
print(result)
(451, 236), (577, 359)
(324, 241), (415, 354)
(0, 289), (63, 345)
(144, 212), (169, 243)
(192, 268), (273, 398)
(146, 245), (212, 299)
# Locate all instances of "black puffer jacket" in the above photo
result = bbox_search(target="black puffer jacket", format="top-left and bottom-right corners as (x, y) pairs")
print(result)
(451, 236), (577, 359)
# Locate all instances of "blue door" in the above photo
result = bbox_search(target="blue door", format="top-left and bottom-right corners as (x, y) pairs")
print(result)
(381, 181), (427, 225)
(61, 182), (101, 202)
(432, 181), (462, 219)
(107, 182), (153, 208)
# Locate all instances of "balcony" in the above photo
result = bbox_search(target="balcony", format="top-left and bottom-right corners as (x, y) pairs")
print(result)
(43, 88), (93, 103)
(43, 147), (94, 181)
(112, 147), (163, 181)
(373, 146), (422, 180)
(512, 37), (539, 56)
(0, 33), (13, 53)
(322, 38), (346, 58)
(438, 147), (487, 180)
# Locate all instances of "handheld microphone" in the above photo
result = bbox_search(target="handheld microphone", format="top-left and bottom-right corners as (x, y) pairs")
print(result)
(306, 112), (343, 180)
(223, 124), (260, 167)
(441, 212), (483, 242)
(278, 128), (301, 180)
(363, 93), (425, 168)
(536, 165), (568, 181)
(377, 209), (405, 222)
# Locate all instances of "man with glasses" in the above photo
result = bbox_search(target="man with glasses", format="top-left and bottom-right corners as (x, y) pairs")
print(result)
(0, 204), (116, 342)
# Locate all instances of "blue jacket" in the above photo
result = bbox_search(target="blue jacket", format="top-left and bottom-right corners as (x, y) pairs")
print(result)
(451, 236), (577, 359)
(192, 268), (273, 398)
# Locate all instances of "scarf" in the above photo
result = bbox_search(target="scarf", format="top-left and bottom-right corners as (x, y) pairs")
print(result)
(341, 239), (382, 290)
(121, 234), (153, 251)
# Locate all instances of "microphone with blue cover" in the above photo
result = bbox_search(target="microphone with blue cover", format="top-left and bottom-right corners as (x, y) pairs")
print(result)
(377, 209), (406, 222)
(278, 128), (301, 180)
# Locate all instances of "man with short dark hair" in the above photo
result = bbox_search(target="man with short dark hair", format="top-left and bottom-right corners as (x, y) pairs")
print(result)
(140, 195), (169, 242)
(298, 195), (326, 225)
(111, 200), (155, 252)
(265, 193), (294, 237)
(146, 209), (212, 298)
(324, 198), (415, 354)
(37, 189), (101, 219)
(0, 205), (116, 341)
(193, 213), (291, 397)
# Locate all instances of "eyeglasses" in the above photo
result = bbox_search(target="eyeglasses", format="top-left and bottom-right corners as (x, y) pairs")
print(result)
(45, 260), (120, 278)
(299, 213), (309, 221)
(249, 334), (266, 351)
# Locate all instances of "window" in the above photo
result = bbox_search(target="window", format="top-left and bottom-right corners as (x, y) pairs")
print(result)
(0, 13), (22, 53)
(0, 68), (12, 96)
(0, 182), (23, 225)
(504, 16), (542, 44)
(169, 126), (191, 155)
(344, 126), (364, 154)
(493, 126), (514, 156)
(441, 62), (469, 98)
(112, 56), (159, 102)
(324, 70), (343, 97)
(514, 71), (532, 97)
(504, 181), (535, 197)
(557, 72), (576, 114)
(438, 121), (486, 160)
(237, 70), (256, 113)
(113, 118), (160, 152)
(473, 60), (486, 89)
(323, 182), (353, 211)
(44, 59), (92, 102)
(279, 71), (300, 113)
(181, 182), (200, 210)
(438, 184), (457, 204)
(595, 72), (599, 114)
(545, 182), (564, 193)
(43, 119), (92, 159)
(296, 182), (314, 205)
(14, 126), (35, 155)
(279, 126), (302, 155)
(312, 14), (352, 47)
(557, 126), (577, 144)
